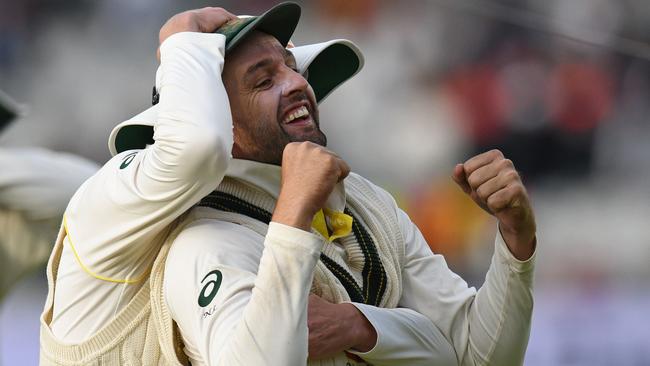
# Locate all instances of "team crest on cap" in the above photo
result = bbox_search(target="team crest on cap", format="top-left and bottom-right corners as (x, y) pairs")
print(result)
(218, 18), (246, 33)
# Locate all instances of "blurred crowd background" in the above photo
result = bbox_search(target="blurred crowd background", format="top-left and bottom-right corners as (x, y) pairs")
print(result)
(2, 0), (650, 364)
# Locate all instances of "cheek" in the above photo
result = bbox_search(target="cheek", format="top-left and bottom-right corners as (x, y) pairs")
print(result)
(248, 90), (281, 122)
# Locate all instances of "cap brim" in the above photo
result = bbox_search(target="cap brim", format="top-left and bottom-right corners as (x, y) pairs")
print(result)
(290, 39), (364, 103)
(218, 2), (300, 52)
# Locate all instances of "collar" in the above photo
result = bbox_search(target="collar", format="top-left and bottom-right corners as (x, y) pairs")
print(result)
(224, 158), (347, 212)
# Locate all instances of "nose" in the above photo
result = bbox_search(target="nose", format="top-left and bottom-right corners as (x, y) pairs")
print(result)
(281, 67), (309, 97)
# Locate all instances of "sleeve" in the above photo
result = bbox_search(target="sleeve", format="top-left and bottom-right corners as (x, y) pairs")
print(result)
(0, 147), (98, 299)
(63, 32), (234, 280)
(346, 304), (458, 365)
(0, 147), (98, 220)
(396, 207), (535, 366)
(164, 221), (324, 366)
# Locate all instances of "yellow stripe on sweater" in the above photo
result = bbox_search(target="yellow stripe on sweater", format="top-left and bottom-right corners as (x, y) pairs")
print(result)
(63, 214), (149, 284)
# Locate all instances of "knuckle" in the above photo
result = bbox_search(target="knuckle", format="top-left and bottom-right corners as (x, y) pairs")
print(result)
(490, 149), (504, 159)
(466, 174), (479, 188)
(487, 195), (502, 210)
(283, 142), (298, 154)
(511, 183), (525, 195)
(324, 154), (336, 165)
(178, 11), (196, 23)
(169, 11), (197, 30)
(476, 186), (489, 200)
(505, 169), (520, 181)
(501, 158), (514, 169)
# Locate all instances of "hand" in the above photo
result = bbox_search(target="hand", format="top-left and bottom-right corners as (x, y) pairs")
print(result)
(452, 149), (536, 260)
(307, 295), (376, 360)
(157, 7), (236, 60)
(273, 142), (350, 231)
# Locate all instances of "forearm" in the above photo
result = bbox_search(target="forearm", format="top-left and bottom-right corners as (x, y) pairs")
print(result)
(206, 223), (323, 365)
(460, 232), (535, 366)
(395, 204), (535, 366)
(151, 32), (233, 188)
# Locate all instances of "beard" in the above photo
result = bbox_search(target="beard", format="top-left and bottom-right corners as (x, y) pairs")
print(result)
(232, 91), (326, 165)
(234, 114), (327, 166)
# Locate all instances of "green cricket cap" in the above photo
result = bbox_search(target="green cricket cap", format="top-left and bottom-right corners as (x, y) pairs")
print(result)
(217, 2), (301, 52)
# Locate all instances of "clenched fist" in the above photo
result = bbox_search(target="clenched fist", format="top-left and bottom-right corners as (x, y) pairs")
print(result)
(452, 149), (536, 260)
(273, 142), (350, 232)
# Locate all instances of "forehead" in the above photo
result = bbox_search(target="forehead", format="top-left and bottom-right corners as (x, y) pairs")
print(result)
(225, 31), (293, 71)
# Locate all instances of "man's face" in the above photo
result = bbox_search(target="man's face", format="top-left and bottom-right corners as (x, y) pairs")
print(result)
(222, 31), (325, 165)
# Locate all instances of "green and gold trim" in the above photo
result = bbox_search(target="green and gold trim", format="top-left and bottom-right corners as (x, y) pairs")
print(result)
(198, 190), (387, 306)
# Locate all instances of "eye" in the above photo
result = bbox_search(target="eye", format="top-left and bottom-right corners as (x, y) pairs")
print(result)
(255, 79), (272, 89)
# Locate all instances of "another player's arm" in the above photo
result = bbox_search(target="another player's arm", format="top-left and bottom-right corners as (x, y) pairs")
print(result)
(0, 148), (98, 219)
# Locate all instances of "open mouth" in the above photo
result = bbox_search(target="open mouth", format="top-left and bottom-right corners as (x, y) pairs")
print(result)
(282, 105), (312, 125)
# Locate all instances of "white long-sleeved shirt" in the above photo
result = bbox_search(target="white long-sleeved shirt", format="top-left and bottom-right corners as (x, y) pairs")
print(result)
(164, 160), (535, 366)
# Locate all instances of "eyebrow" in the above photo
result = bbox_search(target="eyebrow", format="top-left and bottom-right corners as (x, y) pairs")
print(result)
(242, 48), (297, 85)
(243, 58), (274, 85)
(284, 48), (297, 66)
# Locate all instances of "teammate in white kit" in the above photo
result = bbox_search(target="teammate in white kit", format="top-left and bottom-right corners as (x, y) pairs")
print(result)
(0, 90), (99, 302)
(41, 3), (537, 365)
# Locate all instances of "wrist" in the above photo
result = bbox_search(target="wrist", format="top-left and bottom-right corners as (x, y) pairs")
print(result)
(341, 303), (377, 353)
(272, 194), (316, 232)
(499, 224), (536, 261)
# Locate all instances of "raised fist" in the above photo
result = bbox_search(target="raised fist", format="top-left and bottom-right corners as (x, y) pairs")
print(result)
(452, 149), (536, 260)
(272, 142), (350, 232)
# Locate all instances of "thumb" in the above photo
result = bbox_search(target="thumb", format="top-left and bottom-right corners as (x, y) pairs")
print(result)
(452, 163), (471, 194)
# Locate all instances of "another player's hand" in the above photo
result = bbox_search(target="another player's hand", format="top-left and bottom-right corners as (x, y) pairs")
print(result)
(452, 149), (536, 260)
(273, 142), (350, 232)
(157, 7), (236, 60)
(307, 294), (376, 360)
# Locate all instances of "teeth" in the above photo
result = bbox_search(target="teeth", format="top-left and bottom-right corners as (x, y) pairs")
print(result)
(284, 106), (309, 123)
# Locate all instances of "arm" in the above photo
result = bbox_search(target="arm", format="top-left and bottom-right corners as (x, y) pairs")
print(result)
(308, 296), (458, 365)
(340, 150), (535, 366)
(0, 148), (98, 220)
(396, 209), (534, 366)
(165, 220), (323, 365)
(0, 148), (98, 299)
(397, 149), (536, 365)
(64, 10), (236, 278)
